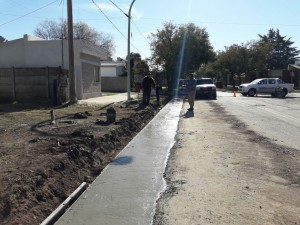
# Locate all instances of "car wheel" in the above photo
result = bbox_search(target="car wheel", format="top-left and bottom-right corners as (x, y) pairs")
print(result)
(271, 93), (276, 97)
(248, 88), (256, 97)
(242, 93), (247, 96)
(212, 94), (217, 100)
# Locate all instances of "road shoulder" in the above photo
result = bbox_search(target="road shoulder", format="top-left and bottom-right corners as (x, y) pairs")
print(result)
(153, 100), (300, 225)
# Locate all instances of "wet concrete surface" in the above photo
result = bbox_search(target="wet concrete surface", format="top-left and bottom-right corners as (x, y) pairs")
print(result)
(55, 98), (183, 225)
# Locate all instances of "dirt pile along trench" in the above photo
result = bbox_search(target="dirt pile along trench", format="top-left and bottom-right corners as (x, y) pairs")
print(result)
(0, 97), (167, 225)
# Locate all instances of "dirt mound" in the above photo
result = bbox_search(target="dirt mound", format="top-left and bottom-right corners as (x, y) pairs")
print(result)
(0, 98), (167, 225)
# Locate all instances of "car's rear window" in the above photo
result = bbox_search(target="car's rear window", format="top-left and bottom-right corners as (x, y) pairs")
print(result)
(197, 79), (213, 85)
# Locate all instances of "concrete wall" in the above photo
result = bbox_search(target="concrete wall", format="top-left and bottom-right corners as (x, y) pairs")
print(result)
(101, 66), (116, 77)
(0, 38), (25, 67)
(0, 35), (109, 100)
(0, 35), (67, 68)
(116, 65), (126, 76)
(81, 62), (102, 99)
(0, 68), (14, 101)
(101, 77), (127, 92)
(100, 65), (125, 77)
(101, 61), (126, 77)
(0, 67), (61, 102)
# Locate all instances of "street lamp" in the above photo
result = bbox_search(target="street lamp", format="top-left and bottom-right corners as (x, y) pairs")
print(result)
(126, 0), (136, 100)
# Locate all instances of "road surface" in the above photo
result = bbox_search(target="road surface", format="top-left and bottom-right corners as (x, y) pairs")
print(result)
(154, 91), (300, 225)
(217, 91), (300, 149)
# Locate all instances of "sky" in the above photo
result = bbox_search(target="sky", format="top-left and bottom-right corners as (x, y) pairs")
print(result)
(0, 0), (300, 60)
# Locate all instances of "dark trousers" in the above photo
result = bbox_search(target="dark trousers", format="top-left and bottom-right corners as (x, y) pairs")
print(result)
(143, 88), (151, 104)
(156, 89), (160, 102)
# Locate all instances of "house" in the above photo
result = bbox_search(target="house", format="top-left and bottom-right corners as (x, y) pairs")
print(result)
(100, 60), (127, 92)
(288, 60), (300, 89)
(0, 34), (109, 100)
(101, 60), (126, 77)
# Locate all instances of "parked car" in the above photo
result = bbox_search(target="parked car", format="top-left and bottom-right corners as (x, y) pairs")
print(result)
(238, 78), (294, 97)
(195, 78), (217, 99)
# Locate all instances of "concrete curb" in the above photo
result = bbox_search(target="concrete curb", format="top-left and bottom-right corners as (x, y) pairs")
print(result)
(40, 182), (88, 225)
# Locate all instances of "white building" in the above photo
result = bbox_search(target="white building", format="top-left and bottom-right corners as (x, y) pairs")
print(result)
(100, 61), (126, 77)
(0, 34), (110, 100)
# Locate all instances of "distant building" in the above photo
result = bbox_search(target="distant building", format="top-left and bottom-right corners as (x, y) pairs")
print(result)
(100, 60), (127, 92)
(101, 61), (126, 77)
(288, 60), (300, 88)
(0, 34), (110, 100)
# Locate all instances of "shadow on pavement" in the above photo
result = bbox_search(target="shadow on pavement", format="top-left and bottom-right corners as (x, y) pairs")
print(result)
(182, 110), (194, 118)
(111, 155), (134, 165)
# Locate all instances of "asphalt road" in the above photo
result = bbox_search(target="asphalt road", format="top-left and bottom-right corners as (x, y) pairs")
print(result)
(216, 91), (300, 150)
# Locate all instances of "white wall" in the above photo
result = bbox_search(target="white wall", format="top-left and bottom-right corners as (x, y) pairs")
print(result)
(101, 66), (117, 77)
(0, 38), (25, 67)
(0, 35), (109, 99)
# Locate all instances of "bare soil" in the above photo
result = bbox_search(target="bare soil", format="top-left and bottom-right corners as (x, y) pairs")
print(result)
(0, 97), (168, 225)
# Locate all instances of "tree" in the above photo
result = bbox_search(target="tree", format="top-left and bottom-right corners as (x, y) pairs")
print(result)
(150, 22), (178, 95)
(0, 35), (7, 43)
(34, 19), (66, 40)
(150, 22), (215, 96)
(258, 28), (299, 69)
(202, 42), (258, 84)
(130, 52), (142, 72)
(125, 52), (143, 86)
(202, 29), (299, 84)
(134, 60), (149, 77)
(34, 19), (115, 57)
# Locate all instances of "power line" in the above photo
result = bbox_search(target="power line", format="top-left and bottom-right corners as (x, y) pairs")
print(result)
(91, 0), (145, 56)
(0, 0), (60, 27)
(129, 33), (147, 58)
(107, 0), (127, 17)
(132, 20), (151, 45)
(105, 0), (147, 57)
(92, 0), (127, 40)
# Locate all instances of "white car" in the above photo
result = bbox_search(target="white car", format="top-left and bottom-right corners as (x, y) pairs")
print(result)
(195, 78), (217, 99)
(238, 78), (294, 97)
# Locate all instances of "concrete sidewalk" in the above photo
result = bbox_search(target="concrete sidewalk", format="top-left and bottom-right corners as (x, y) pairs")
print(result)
(78, 92), (139, 106)
(54, 98), (183, 225)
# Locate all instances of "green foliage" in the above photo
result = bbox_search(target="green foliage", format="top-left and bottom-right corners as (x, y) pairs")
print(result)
(150, 22), (215, 96)
(134, 60), (149, 76)
(201, 28), (299, 84)
(0, 35), (7, 43)
(258, 28), (299, 69)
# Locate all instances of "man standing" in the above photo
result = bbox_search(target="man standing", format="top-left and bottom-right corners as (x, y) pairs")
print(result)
(186, 73), (197, 111)
(142, 74), (156, 104)
(155, 81), (162, 104)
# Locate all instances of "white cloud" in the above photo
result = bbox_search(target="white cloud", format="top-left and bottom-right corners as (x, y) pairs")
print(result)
(80, 3), (143, 20)
(131, 8), (143, 20)
(81, 2), (119, 13)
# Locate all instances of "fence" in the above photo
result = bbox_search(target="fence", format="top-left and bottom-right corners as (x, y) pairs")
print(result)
(0, 67), (69, 103)
(101, 77), (127, 92)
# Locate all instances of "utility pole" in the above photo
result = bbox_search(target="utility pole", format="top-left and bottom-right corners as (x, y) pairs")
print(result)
(126, 0), (136, 100)
(67, 0), (77, 103)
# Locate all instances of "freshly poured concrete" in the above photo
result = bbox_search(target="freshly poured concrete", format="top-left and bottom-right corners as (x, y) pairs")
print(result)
(55, 99), (183, 225)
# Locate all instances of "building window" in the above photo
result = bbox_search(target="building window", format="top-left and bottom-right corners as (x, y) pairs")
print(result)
(94, 66), (100, 82)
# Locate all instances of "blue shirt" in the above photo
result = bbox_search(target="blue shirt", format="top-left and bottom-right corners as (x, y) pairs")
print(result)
(186, 78), (197, 92)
